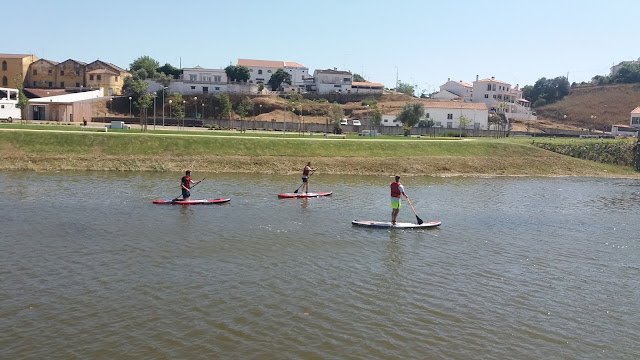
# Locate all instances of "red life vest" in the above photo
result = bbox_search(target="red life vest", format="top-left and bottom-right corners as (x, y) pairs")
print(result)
(390, 182), (402, 198)
(182, 176), (191, 189)
(303, 166), (310, 176)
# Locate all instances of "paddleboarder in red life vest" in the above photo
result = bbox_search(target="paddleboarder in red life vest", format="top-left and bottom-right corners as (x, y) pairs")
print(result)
(181, 170), (200, 201)
(390, 175), (407, 225)
(301, 162), (317, 194)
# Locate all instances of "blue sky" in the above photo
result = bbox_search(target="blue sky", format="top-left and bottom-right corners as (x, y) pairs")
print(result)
(5, 0), (638, 93)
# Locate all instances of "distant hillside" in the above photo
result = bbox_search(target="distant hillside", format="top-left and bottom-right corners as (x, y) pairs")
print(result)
(535, 84), (640, 131)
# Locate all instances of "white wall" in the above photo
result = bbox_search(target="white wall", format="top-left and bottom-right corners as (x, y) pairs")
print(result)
(29, 89), (103, 104)
(440, 81), (472, 101)
(182, 68), (227, 83)
(432, 90), (460, 100)
(382, 107), (489, 129)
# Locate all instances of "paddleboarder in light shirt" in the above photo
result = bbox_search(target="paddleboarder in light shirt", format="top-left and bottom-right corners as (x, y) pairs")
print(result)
(301, 162), (316, 194)
(390, 175), (407, 225)
(181, 170), (200, 201)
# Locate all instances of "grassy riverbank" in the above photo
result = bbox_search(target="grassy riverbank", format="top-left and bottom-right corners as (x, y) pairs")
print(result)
(0, 129), (637, 176)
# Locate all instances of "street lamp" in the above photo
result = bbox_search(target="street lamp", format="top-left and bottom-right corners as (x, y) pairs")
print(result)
(590, 115), (597, 134)
(182, 100), (186, 130)
(194, 96), (198, 119)
(283, 94), (287, 136)
(109, 98), (113, 115)
(259, 104), (262, 131)
(366, 104), (370, 132)
(128, 96), (132, 117)
(169, 99), (172, 120)
(202, 103), (205, 120)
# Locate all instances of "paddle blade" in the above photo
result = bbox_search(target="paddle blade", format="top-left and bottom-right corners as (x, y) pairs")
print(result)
(293, 189), (299, 193)
(416, 215), (424, 225)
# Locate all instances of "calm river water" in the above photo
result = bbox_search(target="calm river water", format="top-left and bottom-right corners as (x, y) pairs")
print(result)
(1, 172), (639, 359)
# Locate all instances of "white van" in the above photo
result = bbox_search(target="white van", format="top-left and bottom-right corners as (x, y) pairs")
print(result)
(0, 88), (22, 122)
(350, 119), (361, 126)
(340, 118), (348, 126)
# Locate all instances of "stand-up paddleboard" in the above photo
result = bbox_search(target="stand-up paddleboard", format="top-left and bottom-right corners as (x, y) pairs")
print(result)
(153, 198), (231, 205)
(352, 220), (441, 229)
(278, 191), (332, 198)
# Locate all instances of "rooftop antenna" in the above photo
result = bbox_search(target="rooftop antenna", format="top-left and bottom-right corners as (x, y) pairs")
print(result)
(179, 56), (182, 69)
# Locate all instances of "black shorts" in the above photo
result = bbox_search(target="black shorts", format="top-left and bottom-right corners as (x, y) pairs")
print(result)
(302, 177), (308, 183)
(182, 189), (190, 198)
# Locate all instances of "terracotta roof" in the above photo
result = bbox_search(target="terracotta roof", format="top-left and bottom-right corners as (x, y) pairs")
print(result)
(0, 54), (36, 59)
(87, 60), (128, 74)
(315, 69), (352, 75)
(23, 88), (69, 98)
(517, 98), (530, 103)
(61, 59), (87, 66)
(237, 58), (306, 69)
(452, 80), (472, 88)
(423, 100), (487, 110)
(475, 78), (511, 85)
(86, 69), (118, 75)
(352, 81), (383, 88)
(631, 106), (640, 114)
(34, 59), (59, 66)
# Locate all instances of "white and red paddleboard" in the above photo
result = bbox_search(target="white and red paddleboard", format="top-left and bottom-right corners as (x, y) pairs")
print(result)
(278, 191), (332, 198)
(351, 220), (441, 229)
(153, 198), (231, 205)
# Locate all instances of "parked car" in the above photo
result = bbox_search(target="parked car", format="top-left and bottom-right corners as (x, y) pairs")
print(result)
(350, 120), (361, 126)
(340, 118), (348, 126)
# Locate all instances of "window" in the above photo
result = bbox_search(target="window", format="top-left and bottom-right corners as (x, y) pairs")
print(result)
(115, 76), (118, 82)
(97, 75), (101, 81)
(493, 95), (497, 99)
(250, 69), (253, 72)
(425, 113), (430, 118)
(258, 70), (262, 74)
(484, 94), (489, 98)
(48, 82), (53, 87)
(89, 74), (94, 80)
(435, 121), (442, 127)
(48, 69), (52, 75)
(33, 69), (37, 75)
(632, 117), (640, 125)
(203, 87), (208, 94)
(190, 86), (196, 89)
(76, 71), (80, 76)
(384, 119), (388, 122)
(214, 76), (221, 82)
(33, 81), (36, 87)
(189, 74), (197, 81)
(343, 78), (350, 83)
(447, 122), (453, 128)
(60, 70), (64, 76)
(215, 87), (220, 90)
(1, 105), (4, 109)
(474, 123), (480, 129)
(76, 82), (80, 87)
(447, 114), (453, 119)
(487, 84), (491, 91)
(60, 82), (64, 87)
(334, 85), (341, 87)
(267, 70), (272, 73)
(1, 76), (6, 86)
(492, 84), (496, 91)
(1, 61), (6, 71)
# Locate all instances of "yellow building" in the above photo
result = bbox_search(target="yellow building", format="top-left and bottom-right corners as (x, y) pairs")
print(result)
(56, 59), (86, 88)
(28, 59), (59, 88)
(85, 60), (130, 96)
(0, 53), (38, 88)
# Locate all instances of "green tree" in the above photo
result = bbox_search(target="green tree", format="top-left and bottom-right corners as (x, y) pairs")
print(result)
(224, 65), (250, 82)
(268, 68), (292, 91)
(130, 56), (159, 79)
(457, 115), (473, 137)
(171, 93), (185, 127)
(396, 102), (424, 135)
(13, 75), (28, 124)
(154, 72), (173, 100)
(214, 93), (232, 120)
(236, 97), (254, 132)
(523, 76), (569, 106)
(136, 94), (153, 131)
(353, 73), (366, 82)
(327, 102), (345, 133)
(122, 74), (149, 113)
(361, 97), (377, 107)
(396, 82), (415, 96)
(156, 63), (182, 79)
(370, 106), (382, 126)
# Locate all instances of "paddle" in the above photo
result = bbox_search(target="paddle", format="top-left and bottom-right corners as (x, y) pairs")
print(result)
(293, 169), (316, 193)
(405, 195), (424, 225)
(172, 178), (205, 201)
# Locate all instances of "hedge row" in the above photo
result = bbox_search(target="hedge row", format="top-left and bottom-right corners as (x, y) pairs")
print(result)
(534, 141), (636, 166)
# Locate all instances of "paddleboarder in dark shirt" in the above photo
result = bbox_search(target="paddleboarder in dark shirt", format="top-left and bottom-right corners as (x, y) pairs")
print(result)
(390, 175), (407, 225)
(181, 170), (200, 201)
(301, 162), (316, 194)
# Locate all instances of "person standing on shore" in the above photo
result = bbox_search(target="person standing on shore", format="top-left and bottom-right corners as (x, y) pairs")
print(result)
(181, 170), (200, 201)
(301, 161), (316, 194)
(390, 175), (407, 225)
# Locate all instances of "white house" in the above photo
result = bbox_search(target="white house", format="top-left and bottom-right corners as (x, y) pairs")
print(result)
(312, 69), (353, 94)
(631, 106), (640, 129)
(382, 100), (489, 129)
(147, 67), (232, 95)
(432, 79), (473, 101)
(471, 75), (534, 121)
(237, 58), (308, 89)
(28, 89), (102, 122)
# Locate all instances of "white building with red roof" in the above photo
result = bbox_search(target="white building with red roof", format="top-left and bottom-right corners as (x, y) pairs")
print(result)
(630, 106), (640, 129)
(433, 79), (473, 101)
(471, 75), (533, 121)
(237, 58), (308, 89)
